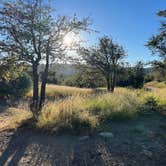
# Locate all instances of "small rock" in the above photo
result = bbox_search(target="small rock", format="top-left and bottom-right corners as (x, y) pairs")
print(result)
(99, 132), (114, 138)
(141, 144), (146, 149)
(78, 136), (90, 141)
(142, 149), (152, 158)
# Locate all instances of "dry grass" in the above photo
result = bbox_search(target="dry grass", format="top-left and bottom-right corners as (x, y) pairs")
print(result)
(145, 81), (166, 89)
(144, 81), (166, 106)
(37, 95), (98, 133)
(27, 84), (94, 99)
(0, 108), (32, 131)
(37, 89), (142, 132)
(36, 82), (166, 133)
(4, 81), (164, 133)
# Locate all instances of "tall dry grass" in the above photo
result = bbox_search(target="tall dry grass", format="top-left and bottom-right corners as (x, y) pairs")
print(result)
(32, 82), (166, 133)
(37, 89), (142, 132)
(145, 81), (166, 89)
(0, 108), (32, 131)
(27, 84), (94, 99)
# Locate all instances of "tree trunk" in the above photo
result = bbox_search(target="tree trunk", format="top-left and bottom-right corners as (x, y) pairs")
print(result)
(111, 84), (115, 92)
(30, 62), (39, 118)
(111, 68), (116, 93)
(39, 53), (49, 109)
(106, 76), (111, 92)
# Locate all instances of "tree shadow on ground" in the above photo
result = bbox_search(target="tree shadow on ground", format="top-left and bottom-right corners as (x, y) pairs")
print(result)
(0, 124), (115, 166)
(0, 114), (165, 166)
(0, 122), (33, 166)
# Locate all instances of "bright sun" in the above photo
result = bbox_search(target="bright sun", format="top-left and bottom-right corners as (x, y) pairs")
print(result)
(63, 32), (80, 47)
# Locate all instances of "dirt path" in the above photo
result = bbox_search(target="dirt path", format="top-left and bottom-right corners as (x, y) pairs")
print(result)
(0, 110), (166, 166)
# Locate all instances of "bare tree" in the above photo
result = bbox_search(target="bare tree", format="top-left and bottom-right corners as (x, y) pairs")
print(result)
(79, 36), (126, 92)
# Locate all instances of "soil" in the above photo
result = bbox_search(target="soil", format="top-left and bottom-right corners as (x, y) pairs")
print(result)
(0, 107), (166, 166)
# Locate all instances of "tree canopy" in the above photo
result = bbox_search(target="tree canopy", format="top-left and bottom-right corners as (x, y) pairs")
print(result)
(0, 0), (90, 118)
(79, 36), (126, 92)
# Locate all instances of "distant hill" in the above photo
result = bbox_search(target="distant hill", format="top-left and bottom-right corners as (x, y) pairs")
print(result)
(39, 63), (76, 77)
(144, 67), (153, 74)
(39, 63), (153, 77)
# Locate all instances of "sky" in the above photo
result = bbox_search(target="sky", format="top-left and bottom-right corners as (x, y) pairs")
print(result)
(52, 0), (166, 65)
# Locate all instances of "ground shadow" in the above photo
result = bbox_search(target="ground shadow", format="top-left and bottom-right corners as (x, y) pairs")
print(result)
(0, 113), (165, 165)
(0, 125), (32, 166)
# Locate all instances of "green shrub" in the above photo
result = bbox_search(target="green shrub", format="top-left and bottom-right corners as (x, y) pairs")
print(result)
(0, 73), (32, 98)
(144, 96), (158, 111)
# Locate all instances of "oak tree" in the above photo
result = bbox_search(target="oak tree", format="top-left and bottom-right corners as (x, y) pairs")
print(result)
(79, 36), (126, 92)
(0, 0), (89, 118)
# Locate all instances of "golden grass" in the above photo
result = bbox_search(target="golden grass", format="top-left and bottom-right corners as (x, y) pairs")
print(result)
(0, 108), (32, 131)
(144, 81), (166, 106)
(1, 81), (165, 133)
(37, 95), (98, 132)
(37, 89), (142, 132)
(27, 84), (94, 99)
(36, 82), (166, 132)
(145, 81), (166, 89)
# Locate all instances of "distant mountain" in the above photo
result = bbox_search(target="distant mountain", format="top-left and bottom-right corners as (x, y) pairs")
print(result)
(52, 64), (76, 76)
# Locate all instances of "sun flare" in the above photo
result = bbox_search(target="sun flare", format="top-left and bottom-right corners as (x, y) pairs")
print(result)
(63, 32), (80, 47)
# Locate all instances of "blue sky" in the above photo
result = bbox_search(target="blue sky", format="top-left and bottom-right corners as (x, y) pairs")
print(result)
(53, 0), (166, 64)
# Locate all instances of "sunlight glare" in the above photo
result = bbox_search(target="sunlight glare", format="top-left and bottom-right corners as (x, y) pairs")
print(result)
(63, 32), (80, 47)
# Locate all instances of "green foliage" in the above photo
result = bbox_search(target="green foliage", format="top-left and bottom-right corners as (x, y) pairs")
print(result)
(144, 96), (158, 111)
(146, 10), (166, 81)
(116, 62), (145, 88)
(10, 73), (32, 97)
(147, 10), (166, 59)
(0, 57), (32, 98)
(45, 71), (58, 84)
(159, 123), (166, 130)
(0, 57), (26, 81)
(144, 74), (154, 83)
(129, 62), (145, 88)
(64, 71), (105, 88)
(0, 73), (32, 98)
(151, 60), (166, 82)
(79, 36), (126, 91)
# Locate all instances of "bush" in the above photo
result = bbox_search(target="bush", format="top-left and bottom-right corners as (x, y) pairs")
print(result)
(127, 62), (145, 89)
(0, 73), (32, 98)
(144, 96), (158, 111)
(63, 71), (105, 88)
(144, 74), (154, 83)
